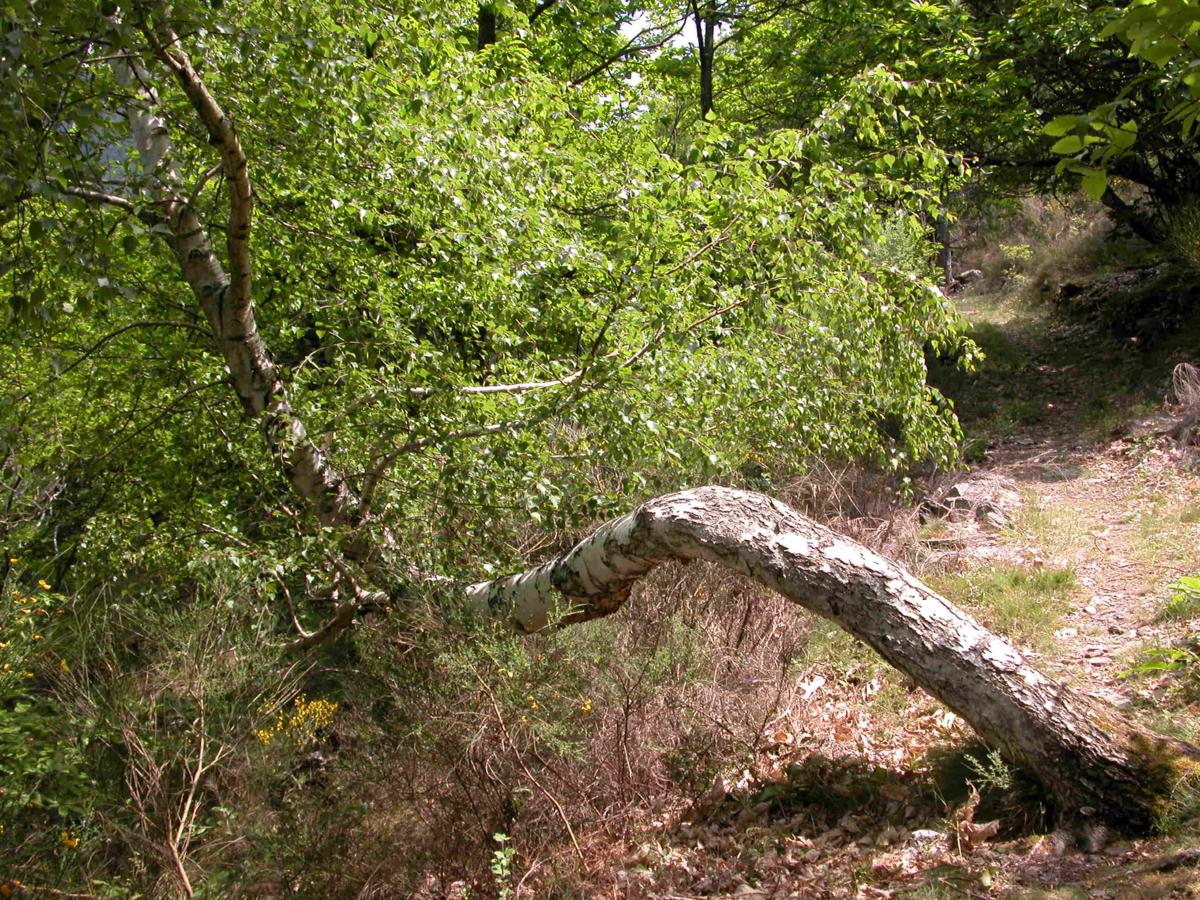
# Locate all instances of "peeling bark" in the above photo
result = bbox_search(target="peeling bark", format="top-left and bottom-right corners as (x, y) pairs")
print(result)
(469, 486), (1199, 835)
(123, 26), (363, 540)
(108, 16), (378, 646)
(162, 198), (362, 533)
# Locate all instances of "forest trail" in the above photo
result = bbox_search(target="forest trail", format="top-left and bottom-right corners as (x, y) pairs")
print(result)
(928, 289), (1200, 713)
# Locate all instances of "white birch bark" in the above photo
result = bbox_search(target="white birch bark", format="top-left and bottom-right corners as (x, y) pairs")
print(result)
(469, 486), (1199, 837)
(111, 25), (364, 539)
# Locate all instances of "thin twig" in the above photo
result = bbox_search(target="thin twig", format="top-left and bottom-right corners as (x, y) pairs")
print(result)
(469, 665), (584, 858)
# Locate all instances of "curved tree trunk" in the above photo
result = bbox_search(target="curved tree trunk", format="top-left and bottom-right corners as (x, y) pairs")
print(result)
(468, 486), (1198, 838)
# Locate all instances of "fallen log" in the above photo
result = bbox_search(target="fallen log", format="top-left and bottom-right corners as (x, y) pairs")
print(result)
(468, 486), (1198, 838)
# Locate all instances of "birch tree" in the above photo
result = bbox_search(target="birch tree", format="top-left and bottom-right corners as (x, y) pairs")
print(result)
(2, 0), (1192, 860)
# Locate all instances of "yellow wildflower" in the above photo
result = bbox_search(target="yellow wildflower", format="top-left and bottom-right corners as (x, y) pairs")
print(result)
(579, 698), (592, 715)
(60, 830), (80, 849)
(37, 580), (50, 590)
(257, 695), (336, 749)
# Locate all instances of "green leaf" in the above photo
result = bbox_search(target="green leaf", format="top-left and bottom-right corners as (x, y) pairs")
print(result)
(1049, 135), (1085, 155)
(1043, 115), (1080, 137)
(1080, 167), (1107, 200)
(1111, 127), (1137, 150)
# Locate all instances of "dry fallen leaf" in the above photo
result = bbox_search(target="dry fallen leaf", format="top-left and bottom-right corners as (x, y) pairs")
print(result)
(958, 818), (1000, 849)
(951, 786), (1000, 851)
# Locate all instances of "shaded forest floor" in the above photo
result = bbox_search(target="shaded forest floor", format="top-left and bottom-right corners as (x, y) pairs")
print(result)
(545, 281), (1200, 899)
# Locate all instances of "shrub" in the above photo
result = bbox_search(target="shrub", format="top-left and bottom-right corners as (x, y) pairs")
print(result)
(865, 213), (935, 278)
(1163, 576), (1200, 622)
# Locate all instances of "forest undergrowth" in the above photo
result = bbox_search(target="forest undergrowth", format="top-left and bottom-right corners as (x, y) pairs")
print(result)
(240, 205), (1200, 900)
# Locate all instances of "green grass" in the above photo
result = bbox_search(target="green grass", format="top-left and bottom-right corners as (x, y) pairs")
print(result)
(1079, 393), (1123, 439)
(1080, 393), (1160, 443)
(1137, 703), (1200, 834)
(1012, 492), (1090, 560)
(966, 321), (1026, 371)
(930, 565), (1075, 652)
(866, 676), (914, 725)
(996, 396), (1047, 430)
(1144, 709), (1200, 752)
(956, 290), (1036, 329)
(800, 617), (883, 676)
(1129, 499), (1200, 572)
(942, 276), (1184, 448)
(1158, 762), (1200, 833)
(926, 318), (1028, 430)
(1179, 504), (1200, 525)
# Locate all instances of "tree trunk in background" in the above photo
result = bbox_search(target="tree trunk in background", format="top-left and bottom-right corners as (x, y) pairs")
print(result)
(1100, 186), (1163, 244)
(935, 210), (952, 290)
(478, 4), (498, 50)
(468, 486), (1198, 838)
(693, 3), (716, 117)
(936, 176), (953, 290)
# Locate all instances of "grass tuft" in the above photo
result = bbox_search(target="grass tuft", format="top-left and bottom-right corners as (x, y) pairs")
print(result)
(930, 566), (1074, 653)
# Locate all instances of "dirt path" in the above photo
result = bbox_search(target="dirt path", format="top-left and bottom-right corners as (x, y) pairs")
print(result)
(930, 292), (1200, 707)
(1029, 442), (1197, 697)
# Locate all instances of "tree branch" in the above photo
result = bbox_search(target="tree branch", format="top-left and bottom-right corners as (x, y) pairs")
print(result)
(8, 320), (211, 407)
(120, 19), (365, 539)
(527, 0), (558, 24)
(571, 16), (689, 85)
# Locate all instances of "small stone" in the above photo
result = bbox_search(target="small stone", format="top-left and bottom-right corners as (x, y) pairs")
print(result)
(911, 829), (943, 844)
(922, 475), (1022, 530)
